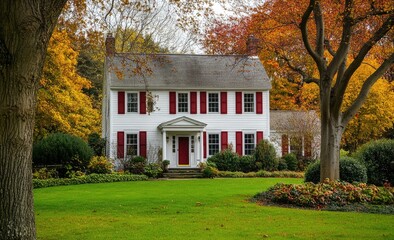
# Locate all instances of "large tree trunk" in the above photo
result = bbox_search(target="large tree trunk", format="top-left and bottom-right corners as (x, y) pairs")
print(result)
(0, 1), (66, 239)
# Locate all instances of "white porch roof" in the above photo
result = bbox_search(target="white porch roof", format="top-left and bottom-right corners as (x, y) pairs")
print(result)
(158, 116), (207, 132)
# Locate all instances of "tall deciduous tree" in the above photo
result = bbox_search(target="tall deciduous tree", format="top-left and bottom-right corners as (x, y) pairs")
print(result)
(0, 1), (68, 238)
(204, 0), (393, 181)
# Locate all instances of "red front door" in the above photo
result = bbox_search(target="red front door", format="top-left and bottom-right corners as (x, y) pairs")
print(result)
(178, 137), (189, 166)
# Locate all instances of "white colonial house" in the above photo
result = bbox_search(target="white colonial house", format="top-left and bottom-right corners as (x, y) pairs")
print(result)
(102, 34), (271, 168)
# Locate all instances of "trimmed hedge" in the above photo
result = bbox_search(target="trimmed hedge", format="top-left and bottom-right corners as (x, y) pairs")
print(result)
(33, 173), (147, 188)
(354, 139), (394, 185)
(304, 157), (367, 183)
(216, 170), (304, 178)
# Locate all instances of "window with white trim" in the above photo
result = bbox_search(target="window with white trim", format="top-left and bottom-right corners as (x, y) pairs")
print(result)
(244, 93), (254, 113)
(178, 93), (188, 113)
(208, 93), (219, 113)
(126, 134), (138, 157)
(244, 133), (255, 155)
(191, 136), (195, 153)
(208, 134), (220, 156)
(127, 93), (138, 113)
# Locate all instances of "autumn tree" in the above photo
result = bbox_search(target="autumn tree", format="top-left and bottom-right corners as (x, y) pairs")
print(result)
(204, 0), (393, 181)
(35, 29), (100, 140)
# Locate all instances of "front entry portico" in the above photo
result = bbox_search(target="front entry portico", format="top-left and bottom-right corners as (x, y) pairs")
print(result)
(158, 116), (207, 168)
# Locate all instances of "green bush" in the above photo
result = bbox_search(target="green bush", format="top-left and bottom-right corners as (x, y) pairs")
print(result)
(354, 139), (394, 185)
(216, 170), (304, 178)
(297, 157), (316, 171)
(305, 158), (368, 183)
(144, 163), (163, 178)
(283, 153), (298, 171)
(239, 155), (257, 173)
(202, 166), (219, 178)
(207, 149), (240, 172)
(88, 156), (113, 174)
(32, 173), (148, 188)
(254, 140), (278, 171)
(88, 133), (106, 156)
(33, 133), (94, 174)
(124, 156), (147, 174)
(340, 157), (368, 183)
(277, 159), (288, 171)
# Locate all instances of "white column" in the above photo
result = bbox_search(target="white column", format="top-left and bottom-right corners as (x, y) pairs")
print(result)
(200, 131), (204, 162)
(162, 130), (167, 161)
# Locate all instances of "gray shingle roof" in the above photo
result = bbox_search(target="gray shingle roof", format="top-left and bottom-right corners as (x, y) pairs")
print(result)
(106, 54), (271, 90)
(270, 110), (320, 131)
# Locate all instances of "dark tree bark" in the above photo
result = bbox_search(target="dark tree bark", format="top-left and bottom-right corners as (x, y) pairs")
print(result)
(300, 0), (394, 181)
(0, 1), (67, 239)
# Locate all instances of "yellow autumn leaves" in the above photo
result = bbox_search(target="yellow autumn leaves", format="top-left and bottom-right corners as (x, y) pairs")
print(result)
(35, 29), (100, 140)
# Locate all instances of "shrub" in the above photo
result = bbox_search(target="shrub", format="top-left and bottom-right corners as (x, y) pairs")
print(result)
(124, 156), (146, 174)
(88, 156), (113, 174)
(339, 157), (367, 183)
(207, 149), (240, 172)
(144, 163), (163, 178)
(33, 173), (148, 188)
(254, 140), (278, 171)
(254, 180), (394, 209)
(239, 155), (257, 173)
(33, 168), (58, 179)
(33, 133), (94, 174)
(162, 160), (170, 172)
(305, 158), (368, 183)
(277, 159), (288, 171)
(88, 133), (106, 156)
(354, 139), (394, 185)
(283, 153), (298, 171)
(202, 166), (219, 178)
(297, 157), (316, 171)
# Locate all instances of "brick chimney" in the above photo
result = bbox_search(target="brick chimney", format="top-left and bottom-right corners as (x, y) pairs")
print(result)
(246, 35), (259, 56)
(105, 33), (115, 56)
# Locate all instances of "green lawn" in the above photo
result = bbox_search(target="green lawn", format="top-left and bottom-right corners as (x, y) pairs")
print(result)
(34, 178), (394, 240)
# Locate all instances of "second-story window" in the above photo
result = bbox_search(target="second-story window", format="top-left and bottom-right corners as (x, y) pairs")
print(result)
(208, 93), (219, 113)
(127, 93), (138, 113)
(178, 93), (188, 113)
(244, 93), (254, 113)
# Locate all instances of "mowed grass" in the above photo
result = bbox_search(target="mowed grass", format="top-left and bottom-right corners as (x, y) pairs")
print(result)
(34, 178), (394, 240)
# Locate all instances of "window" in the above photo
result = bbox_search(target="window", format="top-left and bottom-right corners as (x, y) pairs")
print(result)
(127, 93), (138, 113)
(244, 133), (255, 155)
(178, 93), (188, 112)
(208, 93), (219, 113)
(191, 136), (195, 153)
(208, 134), (220, 156)
(126, 134), (138, 156)
(172, 136), (176, 153)
(244, 93), (254, 113)
(290, 136), (303, 157)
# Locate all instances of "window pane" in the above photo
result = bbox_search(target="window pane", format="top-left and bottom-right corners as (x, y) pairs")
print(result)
(126, 134), (138, 156)
(208, 134), (220, 156)
(178, 93), (188, 112)
(244, 134), (255, 155)
(244, 93), (254, 113)
(208, 93), (219, 113)
(127, 93), (138, 112)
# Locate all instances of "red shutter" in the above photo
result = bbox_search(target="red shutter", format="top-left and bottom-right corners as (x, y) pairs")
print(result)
(203, 131), (207, 158)
(220, 92), (227, 114)
(282, 135), (289, 156)
(117, 131), (125, 158)
(190, 92), (197, 114)
(304, 135), (312, 157)
(236, 92), (242, 114)
(140, 92), (146, 114)
(256, 131), (263, 144)
(256, 92), (263, 114)
(200, 92), (207, 114)
(118, 91), (125, 114)
(236, 131), (243, 155)
(169, 92), (176, 114)
(221, 131), (228, 151)
(139, 131), (147, 158)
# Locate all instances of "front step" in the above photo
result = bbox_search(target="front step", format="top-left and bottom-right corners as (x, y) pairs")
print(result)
(163, 168), (203, 178)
